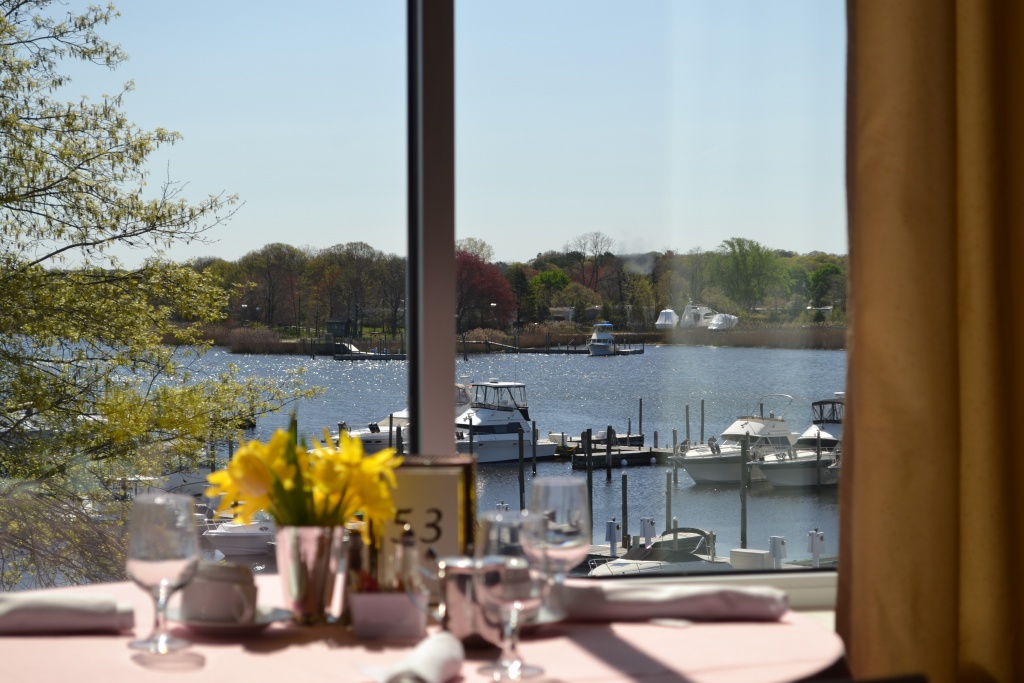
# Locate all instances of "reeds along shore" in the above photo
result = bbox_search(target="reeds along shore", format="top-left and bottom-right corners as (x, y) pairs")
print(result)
(171, 323), (847, 355)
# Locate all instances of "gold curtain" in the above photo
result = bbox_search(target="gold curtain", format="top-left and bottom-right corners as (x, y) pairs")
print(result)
(839, 1), (1024, 682)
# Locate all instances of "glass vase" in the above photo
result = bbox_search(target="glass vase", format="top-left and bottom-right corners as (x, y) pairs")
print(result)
(275, 525), (346, 625)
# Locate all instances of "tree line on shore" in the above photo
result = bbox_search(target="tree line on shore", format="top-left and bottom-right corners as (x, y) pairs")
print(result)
(188, 233), (848, 341)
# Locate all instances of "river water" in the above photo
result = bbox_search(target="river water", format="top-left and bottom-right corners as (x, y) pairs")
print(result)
(195, 344), (845, 563)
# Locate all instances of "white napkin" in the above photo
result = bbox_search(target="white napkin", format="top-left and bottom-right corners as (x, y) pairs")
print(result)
(559, 581), (788, 623)
(0, 592), (135, 634)
(360, 631), (464, 683)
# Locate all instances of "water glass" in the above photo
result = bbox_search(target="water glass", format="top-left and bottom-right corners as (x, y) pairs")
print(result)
(523, 477), (591, 617)
(125, 492), (200, 654)
(474, 510), (547, 681)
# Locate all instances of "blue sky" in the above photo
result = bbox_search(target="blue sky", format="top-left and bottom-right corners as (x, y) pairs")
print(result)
(68, 1), (847, 267)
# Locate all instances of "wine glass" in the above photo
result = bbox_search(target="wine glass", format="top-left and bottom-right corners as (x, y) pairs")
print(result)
(474, 510), (547, 681)
(523, 477), (591, 618)
(125, 492), (200, 654)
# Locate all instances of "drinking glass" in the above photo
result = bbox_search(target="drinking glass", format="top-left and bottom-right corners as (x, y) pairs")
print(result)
(523, 477), (591, 618)
(126, 492), (200, 653)
(474, 511), (547, 681)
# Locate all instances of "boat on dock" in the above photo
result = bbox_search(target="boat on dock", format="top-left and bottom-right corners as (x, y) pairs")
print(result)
(756, 394), (844, 487)
(455, 379), (559, 464)
(586, 322), (644, 356)
(670, 394), (798, 484)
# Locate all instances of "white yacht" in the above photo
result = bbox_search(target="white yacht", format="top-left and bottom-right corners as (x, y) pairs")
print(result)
(340, 382), (472, 454)
(587, 321), (616, 356)
(757, 394), (844, 487)
(455, 379), (558, 464)
(670, 394), (798, 484)
(202, 511), (275, 556)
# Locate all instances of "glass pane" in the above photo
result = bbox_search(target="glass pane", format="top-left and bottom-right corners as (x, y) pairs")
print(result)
(455, 0), (847, 575)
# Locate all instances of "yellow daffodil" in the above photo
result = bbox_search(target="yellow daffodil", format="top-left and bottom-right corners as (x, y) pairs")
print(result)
(205, 414), (402, 542)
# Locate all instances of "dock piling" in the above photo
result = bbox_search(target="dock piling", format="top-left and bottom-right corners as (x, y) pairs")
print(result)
(672, 517), (679, 550)
(532, 421), (538, 475)
(518, 430), (525, 511)
(665, 470), (672, 534)
(585, 429), (593, 531)
(685, 404), (691, 444)
(740, 434), (749, 549)
(606, 425), (612, 481)
(700, 399), (705, 444)
(621, 471), (629, 550)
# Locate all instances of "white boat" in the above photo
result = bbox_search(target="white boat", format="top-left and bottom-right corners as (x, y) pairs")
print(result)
(587, 321), (616, 356)
(677, 303), (721, 328)
(756, 394), (844, 487)
(202, 512), (275, 556)
(340, 382), (472, 454)
(707, 313), (739, 330)
(654, 309), (679, 330)
(455, 379), (558, 464)
(670, 394), (798, 484)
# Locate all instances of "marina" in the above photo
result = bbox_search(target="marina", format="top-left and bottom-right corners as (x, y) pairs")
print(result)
(189, 344), (845, 565)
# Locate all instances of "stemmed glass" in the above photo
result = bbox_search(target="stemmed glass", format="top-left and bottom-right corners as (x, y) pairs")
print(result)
(125, 492), (200, 654)
(523, 477), (591, 618)
(474, 510), (547, 681)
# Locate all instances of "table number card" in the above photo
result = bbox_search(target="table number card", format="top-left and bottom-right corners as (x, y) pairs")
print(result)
(383, 454), (476, 577)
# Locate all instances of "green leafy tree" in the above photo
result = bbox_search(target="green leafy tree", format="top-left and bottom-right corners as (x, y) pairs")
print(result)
(0, 2), (319, 590)
(528, 268), (570, 318)
(709, 238), (784, 312)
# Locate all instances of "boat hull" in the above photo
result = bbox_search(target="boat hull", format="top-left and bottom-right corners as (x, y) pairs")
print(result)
(457, 438), (559, 464)
(588, 342), (615, 356)
(677, 452), (767, 484)
(203, 531), (274, 556)
(758, 455), (840, 487)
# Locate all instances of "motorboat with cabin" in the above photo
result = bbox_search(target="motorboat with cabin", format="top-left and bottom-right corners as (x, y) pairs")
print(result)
(756, 393), (844, 487)
(455, 379), (558, 464)
(339, 382), (472, 454)
(670, 394), (798, 484)
(587, 321), (616, 356)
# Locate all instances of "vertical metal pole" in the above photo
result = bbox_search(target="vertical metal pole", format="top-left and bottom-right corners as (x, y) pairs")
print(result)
(740, 434), (749, 549)
(639, 398), (643, 439)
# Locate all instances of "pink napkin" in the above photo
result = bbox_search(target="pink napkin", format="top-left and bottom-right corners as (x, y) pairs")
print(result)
(559, 581), (788, 622)
(0, 592), (135, 634)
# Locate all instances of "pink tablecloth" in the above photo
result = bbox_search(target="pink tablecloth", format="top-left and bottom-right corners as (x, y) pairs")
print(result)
(0, 575), (843, 683)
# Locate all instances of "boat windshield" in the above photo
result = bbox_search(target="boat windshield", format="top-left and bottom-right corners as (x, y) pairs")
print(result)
(472, 384), (527, 410)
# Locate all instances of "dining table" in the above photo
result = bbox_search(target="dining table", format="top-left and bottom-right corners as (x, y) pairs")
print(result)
(0, 574), (845, 683)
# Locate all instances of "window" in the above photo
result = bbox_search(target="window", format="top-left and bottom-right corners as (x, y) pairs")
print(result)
(413, 1), (847, 586)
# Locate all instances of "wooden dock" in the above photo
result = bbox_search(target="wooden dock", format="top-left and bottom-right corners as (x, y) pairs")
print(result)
(461, 340), (644, 355)
(568, 445), (675, 469)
